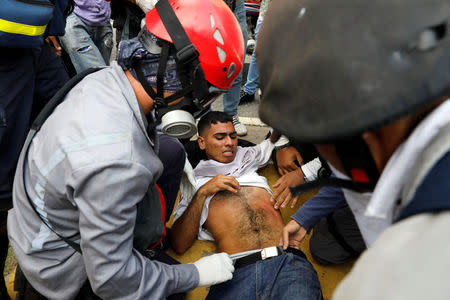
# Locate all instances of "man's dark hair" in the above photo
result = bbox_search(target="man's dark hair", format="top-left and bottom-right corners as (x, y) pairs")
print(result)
(197, 111), (233, 136)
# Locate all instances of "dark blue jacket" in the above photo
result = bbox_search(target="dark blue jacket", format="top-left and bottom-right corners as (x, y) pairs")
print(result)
(46, 0), (70, 37)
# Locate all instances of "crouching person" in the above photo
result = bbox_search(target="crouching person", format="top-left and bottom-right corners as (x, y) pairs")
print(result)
(7, 0), (244, 298)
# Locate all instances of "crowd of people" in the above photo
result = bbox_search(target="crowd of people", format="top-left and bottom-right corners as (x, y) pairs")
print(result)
(0, 0), (449, 299)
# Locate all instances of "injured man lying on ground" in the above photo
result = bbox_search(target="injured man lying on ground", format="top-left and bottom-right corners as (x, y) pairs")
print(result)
(171, 111), (322, 299)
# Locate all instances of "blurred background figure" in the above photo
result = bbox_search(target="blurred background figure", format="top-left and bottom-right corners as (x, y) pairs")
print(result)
(59, 0), (113, 73)
(239, 0), (267, 105)
(221, 0), (248, 136)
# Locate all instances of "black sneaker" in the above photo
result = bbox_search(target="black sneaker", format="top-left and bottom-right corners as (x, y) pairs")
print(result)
(239, 90), (255, 105)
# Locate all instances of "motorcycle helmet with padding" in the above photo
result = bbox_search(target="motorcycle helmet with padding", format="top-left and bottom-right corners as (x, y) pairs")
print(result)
(257, 0), (450, 143)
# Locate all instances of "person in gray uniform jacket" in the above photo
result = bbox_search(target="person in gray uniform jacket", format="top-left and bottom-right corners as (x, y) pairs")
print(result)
(7, 0), (244, 298)
(257, 0), (450, 299)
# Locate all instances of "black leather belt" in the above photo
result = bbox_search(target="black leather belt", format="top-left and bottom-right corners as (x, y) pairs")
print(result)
(234, 246), (307, 269)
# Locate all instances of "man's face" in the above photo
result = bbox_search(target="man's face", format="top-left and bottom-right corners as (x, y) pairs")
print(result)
(198, 121), (238, 163)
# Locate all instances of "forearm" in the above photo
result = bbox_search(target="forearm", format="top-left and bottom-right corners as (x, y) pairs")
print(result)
(83, 234), (198, 298)
(171, 190), (208, 254)
(75, 162), (199, 298)
(270, 129), (281, 143)
(291, 185), (346, 231)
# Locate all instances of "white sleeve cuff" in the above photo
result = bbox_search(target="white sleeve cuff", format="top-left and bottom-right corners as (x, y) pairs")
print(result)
(301, 157), (322, 182)
(269, 127), (290, 147)
(273, 135), (290, 147)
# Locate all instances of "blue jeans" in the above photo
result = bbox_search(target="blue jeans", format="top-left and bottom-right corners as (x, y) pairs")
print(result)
(222, 0), (248, 116)
(243, 16), (263, 95)
(206, 252), (322, 300)
(59, 13), (113, 73)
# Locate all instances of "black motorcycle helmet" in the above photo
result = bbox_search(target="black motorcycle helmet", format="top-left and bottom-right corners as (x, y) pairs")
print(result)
(258, 0), (450, 143)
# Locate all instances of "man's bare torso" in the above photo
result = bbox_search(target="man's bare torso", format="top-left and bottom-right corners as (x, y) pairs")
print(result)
(205, 186), (284, 254)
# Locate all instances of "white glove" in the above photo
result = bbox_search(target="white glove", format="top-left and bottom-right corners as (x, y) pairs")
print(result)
(193, 253), (234, 286)
(136, 0), (158, 13)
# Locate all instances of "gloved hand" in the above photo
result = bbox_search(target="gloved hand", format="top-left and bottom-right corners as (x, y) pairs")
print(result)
(136, 0), (158, 13)
(193, 253), (234, 286)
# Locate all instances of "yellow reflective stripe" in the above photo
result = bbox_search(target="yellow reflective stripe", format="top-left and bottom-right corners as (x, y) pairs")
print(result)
(0, 18), (47, 36)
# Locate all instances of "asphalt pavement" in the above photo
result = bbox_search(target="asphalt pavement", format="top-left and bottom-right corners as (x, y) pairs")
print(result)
(211, 54), (268, 144)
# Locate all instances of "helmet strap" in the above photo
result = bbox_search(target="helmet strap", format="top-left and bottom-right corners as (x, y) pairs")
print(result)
(155, 0), (210, 99)
(289, 137), (379, 196)
(335, 137), (379, 185)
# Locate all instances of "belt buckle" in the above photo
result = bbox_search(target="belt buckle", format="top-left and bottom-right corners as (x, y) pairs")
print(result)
(260, 246), (278, 260)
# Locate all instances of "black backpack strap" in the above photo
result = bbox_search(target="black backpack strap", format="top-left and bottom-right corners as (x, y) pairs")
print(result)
(23, 67), (104, 254)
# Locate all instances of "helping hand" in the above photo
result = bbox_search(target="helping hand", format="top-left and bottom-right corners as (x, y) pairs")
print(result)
(271, 169), (304, 209)
(193, 253), (234, 286)
(280, 220), (307, 250)
(275, 146), (303, 175)
(45, 36), (62, 56)
(136, 0), (158, 12)
(198, 174), (240, 197)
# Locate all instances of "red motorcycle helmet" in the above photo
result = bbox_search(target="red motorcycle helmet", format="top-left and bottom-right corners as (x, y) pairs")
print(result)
(145, 0), (244, 90)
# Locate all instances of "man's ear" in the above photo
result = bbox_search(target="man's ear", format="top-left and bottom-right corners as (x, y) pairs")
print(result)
(198, 136), (206, 150)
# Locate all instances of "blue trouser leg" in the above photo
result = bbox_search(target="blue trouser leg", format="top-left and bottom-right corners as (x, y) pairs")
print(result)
(0, 44), (67, 300)
(60, 13), (112, 73)
(33, 43), (71, 120)
(222, 0), (248, 116)
(156, 134), (186, 222)
(206, 252), (322, 300)
(0, 48), (35, 207)
(243, 16), (263, 95)
(0, 44), (68, 209)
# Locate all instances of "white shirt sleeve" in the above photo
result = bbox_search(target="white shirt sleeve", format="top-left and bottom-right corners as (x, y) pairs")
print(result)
(246, 139), (275, 168)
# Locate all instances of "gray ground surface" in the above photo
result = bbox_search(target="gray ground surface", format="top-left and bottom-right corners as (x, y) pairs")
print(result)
(211, 54), (267, 145)
(211, 54), (261, 120)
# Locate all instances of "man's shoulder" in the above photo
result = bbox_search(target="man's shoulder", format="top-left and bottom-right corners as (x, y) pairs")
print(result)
(333, 211), (450, 300)
(398, 151), (450, 220)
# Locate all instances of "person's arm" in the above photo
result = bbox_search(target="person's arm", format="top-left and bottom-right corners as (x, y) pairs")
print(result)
(270, 129), (303, 175)
(271, 157), (322, 209)
(281, 185), (347, 249)
(243, 129), (290, 169)
(292, 185), (346, 230)
(275, 146), (303, 175)
(269, 129), (282, 144)
(45, 36), (62, 56)
(171, 174), (240, 254)
(73, 160), (198, 299)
